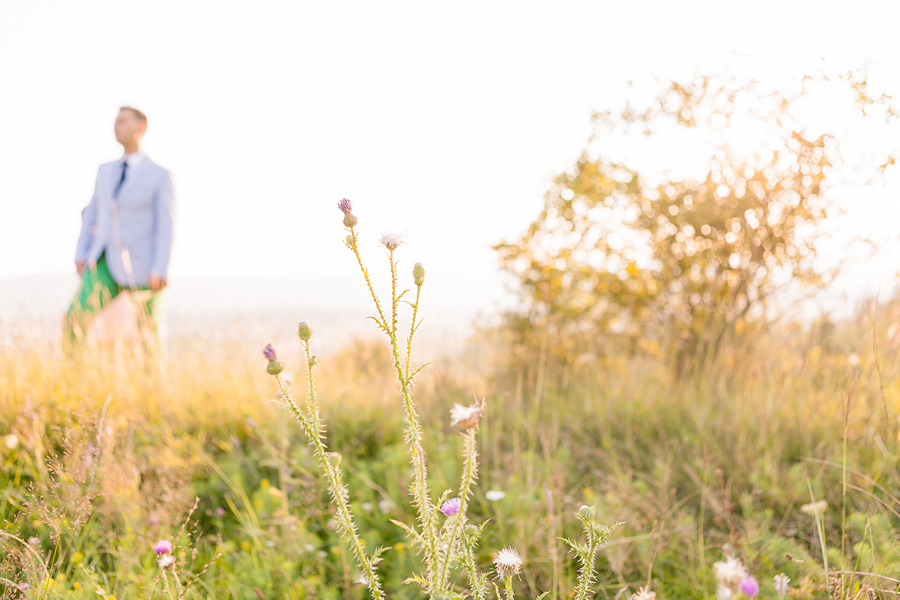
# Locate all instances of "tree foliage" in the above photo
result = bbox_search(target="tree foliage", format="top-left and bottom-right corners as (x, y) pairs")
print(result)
(497, 70), (897, 374)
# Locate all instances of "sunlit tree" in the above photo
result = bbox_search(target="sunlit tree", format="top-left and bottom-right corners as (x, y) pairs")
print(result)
(497, 70), (898, 374)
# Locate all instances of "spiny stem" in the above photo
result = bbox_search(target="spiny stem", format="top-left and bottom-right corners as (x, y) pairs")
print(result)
(405, 283), (422, 381)
(348, 227), (389, 332)
(436, 428), (479, 589)
(274, 356), (386, 600)
(503, 576), (516, 600)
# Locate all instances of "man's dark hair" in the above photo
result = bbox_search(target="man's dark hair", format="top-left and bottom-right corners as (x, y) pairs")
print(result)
(120, 106), (147, 126)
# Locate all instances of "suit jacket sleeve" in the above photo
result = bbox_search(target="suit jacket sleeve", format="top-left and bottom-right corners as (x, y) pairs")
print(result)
(150, 170), (176, 279)
(75, 169), (101, 262)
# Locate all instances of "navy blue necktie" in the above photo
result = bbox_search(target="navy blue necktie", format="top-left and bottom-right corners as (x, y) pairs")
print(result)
(113, 161), (128, 199)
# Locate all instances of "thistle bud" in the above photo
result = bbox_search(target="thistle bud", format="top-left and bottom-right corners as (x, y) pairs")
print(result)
(413, 262), (426, 286)
(343, 213), (358, 228)
(345, 234), (355, 247)
(337, 198), (353, 214)
(267, 360), (285, 376)
(262, 343), (277, 361)
(297, 320), (313, 342)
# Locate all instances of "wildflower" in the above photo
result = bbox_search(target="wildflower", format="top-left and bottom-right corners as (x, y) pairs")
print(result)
(773, 573), (790, 598)
(485, 490), (506, 502)
(492, 546), (523, 579)
(630, 586), (656, 600)
(413, 262), (426, 286)
(713, 557), (747, 591)
(27, 536), (39, 546)
(297, 320), (312, 342)
(739, 575), (759, 597)
(440, 497), (462, 517)
(19, 583), (30, 591)
(380, 231), (405, 251)
(449, 398), (486, 429)
(214, 507), (226, 517)
(361, 502), (373, 513)
(153, 540), (173, 555)
(847, 353), (860, 366)
(262, 343), (277, 361)
(378, 499), (394, 513)
(337, 198), (353, 214)
(4, 434), (18, 449)
(801, 499), (827, 517)
(157, 554), (175, 570)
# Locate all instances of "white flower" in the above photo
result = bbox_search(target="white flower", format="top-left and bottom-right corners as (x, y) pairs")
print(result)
(485, 490), (506, 502)
(379, 231), (405, 251)
(157, 554), (176, 569)
(629, 586), (656, 600)
(773, 573), (790, 598)
(361, 502), (373, 513)
(449, 399), (486, 429)
(492, 546), (523, 579)
(713, 557), (747, 591)
(4, 434), (18, 450)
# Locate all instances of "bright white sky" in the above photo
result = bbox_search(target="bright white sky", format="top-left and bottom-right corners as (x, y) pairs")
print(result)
(1, 1), (899, 309)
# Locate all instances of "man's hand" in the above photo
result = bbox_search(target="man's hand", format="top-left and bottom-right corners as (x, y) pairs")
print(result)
(149, 275), (167, 292)
(76, 261), (86, 276)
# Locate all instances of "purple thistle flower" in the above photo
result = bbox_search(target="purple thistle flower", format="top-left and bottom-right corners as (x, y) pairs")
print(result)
(440, 497), (462, 517)
(153, 539), (173, 555)
(263, 343), (277, 361)
(739, 575), (759, 597)
(338, 198), (353, 214)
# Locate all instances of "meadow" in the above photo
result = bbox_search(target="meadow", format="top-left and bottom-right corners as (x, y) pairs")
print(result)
(2, 288), (900, 599)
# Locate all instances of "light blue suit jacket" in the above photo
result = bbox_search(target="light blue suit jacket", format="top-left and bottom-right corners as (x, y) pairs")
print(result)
(75, 154), (176, 288)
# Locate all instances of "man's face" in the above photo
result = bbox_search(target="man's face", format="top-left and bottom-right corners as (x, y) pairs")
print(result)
(114, 109), (145, 146)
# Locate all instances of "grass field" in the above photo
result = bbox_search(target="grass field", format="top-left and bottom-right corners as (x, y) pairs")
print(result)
(2, 299), (900, 599)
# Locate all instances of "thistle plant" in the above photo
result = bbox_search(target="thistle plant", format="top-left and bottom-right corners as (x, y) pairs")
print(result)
(262, 198), (621, 599)
(561, 505), (622, 600)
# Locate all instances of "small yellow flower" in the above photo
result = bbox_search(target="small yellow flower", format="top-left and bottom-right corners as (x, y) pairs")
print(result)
(394, 542), (405, 552)
(240, 540), (251, 552)
(72, 551), (84, 563)
(260, 478), (270, 488)
(73, 582), (82, 590)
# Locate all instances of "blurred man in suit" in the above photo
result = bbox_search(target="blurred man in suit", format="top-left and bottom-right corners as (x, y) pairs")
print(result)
(65, 106), (176, 357)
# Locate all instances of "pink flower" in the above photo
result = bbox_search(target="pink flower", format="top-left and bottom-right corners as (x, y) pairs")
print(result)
(337, 198), (353, 214)
(739, 575), (759, 597)
(440, 498), (462, 516)
(263, 344), (277, 361)
(153, 539), (173, 555)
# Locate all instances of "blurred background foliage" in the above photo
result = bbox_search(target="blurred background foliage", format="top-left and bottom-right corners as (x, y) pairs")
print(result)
(496, 70), (898, 376)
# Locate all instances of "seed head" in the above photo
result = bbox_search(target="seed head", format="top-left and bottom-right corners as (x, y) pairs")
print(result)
(413, 262), (426, 286)
(440, 497), (462, 517)
(450, 398), (486, 429)
(380, 231), (405, 251)
(263, 343), (277, 361)
(492, 546), (523, 579)
(713, 557), (747, 591)
(153, 540), (173, 555)
(337, 198), (353, 214)
(629, 586), (656, 600)
(297, 320), (312, 342)
(800, 500), (827, 517)
(158, 554), (176, 570)
(739, 575), (759, 597)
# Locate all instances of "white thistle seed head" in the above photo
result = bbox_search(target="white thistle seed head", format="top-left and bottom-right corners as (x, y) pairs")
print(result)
(450, 398), (486, 429)
(492, 546), (523, 579)
(380, 231), (405, 251)
(629, 586), (657, 600)
(773, 573), (790, 598)
(157, 554), (176, 570)
(713, 557), (747, 591)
